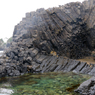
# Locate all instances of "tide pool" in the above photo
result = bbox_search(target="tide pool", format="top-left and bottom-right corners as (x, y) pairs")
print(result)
(0, 72), (91, 95)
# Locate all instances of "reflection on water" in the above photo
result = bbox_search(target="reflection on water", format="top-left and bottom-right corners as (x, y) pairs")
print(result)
(0, 72), (91, 95)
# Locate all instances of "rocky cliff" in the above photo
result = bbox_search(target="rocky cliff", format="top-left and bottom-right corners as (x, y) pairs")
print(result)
(1, 0), (95, 94)
(11, 0), (95, 59)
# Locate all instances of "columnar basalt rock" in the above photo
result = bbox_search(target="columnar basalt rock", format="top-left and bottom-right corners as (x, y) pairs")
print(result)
(1, 0), (95, 94)
(11, 0), (95, 59)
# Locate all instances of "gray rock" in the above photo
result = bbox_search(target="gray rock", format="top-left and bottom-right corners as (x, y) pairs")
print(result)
(40, 56), (51, 69)
(36, 55), (47, 64)
(10, 52), (15, 59)
(45, 56), (58, 69)
(75, 77), (95, 95)
(56, 57), (64, 65)
(49, 64), (58, 72)
(67, 60), (80, 72)
(80, 64), (90, 73)
(63, 59), (73, 72)
(32, 63), (40, 71)
(30, 49), (38, 57)
(14, 70), (20, 76)
(26, 13), (31, 18)
(74, 62), (87, 73)
(1, 0), (95, 81)
(0, 59), (4, 65)
(88, 67), (95, 76)
(89, 85), (95, 95)
(54, 64), (63, 72)
(27, 56), (32, 62)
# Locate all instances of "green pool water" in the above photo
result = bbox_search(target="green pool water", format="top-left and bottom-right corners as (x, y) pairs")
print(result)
(0, 72), (91, 95)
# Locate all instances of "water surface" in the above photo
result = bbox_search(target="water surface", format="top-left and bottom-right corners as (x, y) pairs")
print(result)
(0, 72), (91, 95)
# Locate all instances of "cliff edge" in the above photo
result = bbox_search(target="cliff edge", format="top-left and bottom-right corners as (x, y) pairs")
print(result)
(1, 0), (95, 94)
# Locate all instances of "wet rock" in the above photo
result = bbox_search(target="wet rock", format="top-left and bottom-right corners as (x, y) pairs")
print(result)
(75, 77), (95, 95)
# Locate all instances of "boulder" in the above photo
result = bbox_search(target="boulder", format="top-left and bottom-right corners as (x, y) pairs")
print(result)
(75, 77), (95, 95)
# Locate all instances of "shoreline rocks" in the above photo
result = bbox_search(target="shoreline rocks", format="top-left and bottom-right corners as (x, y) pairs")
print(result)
(0, 53), (95, 77)
(1, 0), (95, 94)
(75, 77), (95, 95)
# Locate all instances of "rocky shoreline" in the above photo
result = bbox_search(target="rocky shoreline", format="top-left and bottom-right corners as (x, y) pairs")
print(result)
(75, 77), (95, 95)
(1, 0), (95, 94)
(0, 52), (95, 94)
(1, 52), (94, 77)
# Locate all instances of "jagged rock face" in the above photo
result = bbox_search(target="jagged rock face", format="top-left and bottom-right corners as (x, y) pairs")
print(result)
(1, 1), (95, 94)
(11, 0), (95, 59)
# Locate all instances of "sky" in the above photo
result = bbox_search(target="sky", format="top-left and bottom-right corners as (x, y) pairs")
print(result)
(0, 0), (84, 42)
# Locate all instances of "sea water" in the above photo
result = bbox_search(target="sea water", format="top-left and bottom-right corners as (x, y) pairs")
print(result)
(0, 72), (91, 95)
